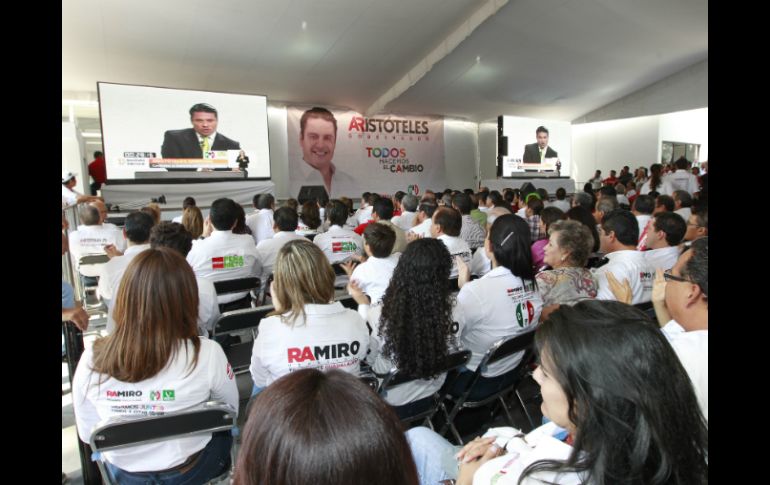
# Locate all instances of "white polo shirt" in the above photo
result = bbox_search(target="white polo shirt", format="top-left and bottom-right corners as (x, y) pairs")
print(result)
(350, 253), (400, 304)
(356, 205), (374, 225)
(97, 244), (151, 302)
(245, 208), (274, 245)
(72, 338), (238, 473)
(644, 246), (680, 272)
(593, 249), (654, 304)
(661, 320), (708, 421)
(391, 211), (416, 231)
(250, 302), (369, 387)
(635, 214), (651, 239)
(408, 218), (433, 238)
(313, 225), (364, 264)
(437, 234), (472, 279)
(256, 231), (307, 282)
(675, 207), (692, 221)
(665, 169), (700, 194)
(68, 225), (127, 277)
(186, 230), (262, 303)
(470, 248), (492, 277)
(456, 266), (543, 377)
(62, 185), (79, 208)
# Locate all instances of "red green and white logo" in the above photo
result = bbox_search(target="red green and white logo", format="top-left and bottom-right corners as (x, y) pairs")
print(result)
(149, 389), (175, 401)
(515, 301), (536, 327)
(331, 241), (358, 253)
(211, 255), (244, 269)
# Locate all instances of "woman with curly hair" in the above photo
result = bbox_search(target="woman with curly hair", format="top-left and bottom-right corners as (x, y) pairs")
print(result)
(348, 238), (461, 419)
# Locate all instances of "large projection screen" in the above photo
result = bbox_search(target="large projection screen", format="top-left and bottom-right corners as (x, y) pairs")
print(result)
(98, 82), (271, 180)
(502, 116), (571, 177)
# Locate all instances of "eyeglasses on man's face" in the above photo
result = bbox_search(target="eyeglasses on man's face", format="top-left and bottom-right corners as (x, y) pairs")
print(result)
(663, 268), (689, 283)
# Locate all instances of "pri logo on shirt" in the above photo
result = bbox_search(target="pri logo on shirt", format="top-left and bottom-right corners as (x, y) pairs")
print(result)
(331, 241), (358, 253)
(515, 301), (536, 328)
(149, 390), (176, 401)
(211, 255), (244, 269)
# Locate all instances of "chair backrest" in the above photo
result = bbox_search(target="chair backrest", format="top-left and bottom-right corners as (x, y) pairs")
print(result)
(90, 401), (236, 453)
(304, 233), (317, 242)
(380, 349), (472, 391)
(335, 294), (358, 310)
(485, 330), (535, 367)
(331, 263), (347, 276)
(90, 402), (236, 485)
(448, 278), (460, 292)
(213, 305), (274, 336)
(213, 277), (261, 296)
(79, 254), (111, 266)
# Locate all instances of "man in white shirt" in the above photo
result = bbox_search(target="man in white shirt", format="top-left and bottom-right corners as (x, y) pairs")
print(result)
(632, 195), (655, 242)
(314, 200), (364, 264)
(68, 204), (126, 280)
(392, 194), (419, 231)
(186, 198), (262, 305)
(593, 209), (654, 304)
(97, 211), (154, 307)
(245, 193), (275, 245)
(654, 237), (708, 420)
(256, 207), (306, 287)
(431, 207), (472, 279)
(672, 190), (693, 222)
(62, 171), (102, 208)
(348, 223), (399, 304)
(550, 188), (571, 213)
(643, 212), (686, 271)
(87, 200), (119, 231)
(683, 202), (708, 243)
(664, 157), (700, 196)
(408, 200), (438, 239)
(355, 193), (376, 225)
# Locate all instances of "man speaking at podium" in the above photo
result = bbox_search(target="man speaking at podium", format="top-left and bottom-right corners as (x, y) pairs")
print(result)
(161, 103), (240, 159)
(522, 125), (558, 164)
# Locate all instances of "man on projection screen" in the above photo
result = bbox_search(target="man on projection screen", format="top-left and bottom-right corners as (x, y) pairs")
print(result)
(161, 103), (241, 159)
(522, 125), (558, 164)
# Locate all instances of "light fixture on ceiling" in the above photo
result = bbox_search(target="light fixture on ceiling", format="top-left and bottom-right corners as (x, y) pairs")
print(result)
(301, 21), (307, 31)
(476, 55), (481, 63)
(82, 132), (102, 138)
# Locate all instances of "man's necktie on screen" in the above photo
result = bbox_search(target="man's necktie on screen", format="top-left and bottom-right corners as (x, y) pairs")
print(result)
(539, 148), (544, 162)
(200, 136), (210, 156)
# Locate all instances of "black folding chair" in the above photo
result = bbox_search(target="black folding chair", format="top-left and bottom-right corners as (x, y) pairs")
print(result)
(379, 350), (471, 428)
(440, 331), (536, 444)
(335, 294), (359, 310)
(213, 277), (261, 313)
(212, 305), (274, 374)
(89, 401), (237, 485)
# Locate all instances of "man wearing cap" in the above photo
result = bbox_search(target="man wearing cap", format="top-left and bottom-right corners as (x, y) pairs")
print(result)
(161, 103), (241, 159)
(62, 171), (102, 208)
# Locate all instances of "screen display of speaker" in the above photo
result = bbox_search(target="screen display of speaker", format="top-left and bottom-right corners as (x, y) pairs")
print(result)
(98, 82), (271, 181)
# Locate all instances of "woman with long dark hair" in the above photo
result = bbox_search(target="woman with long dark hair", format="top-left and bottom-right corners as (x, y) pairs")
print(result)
(408, 300), (708, 485)
(641, 163), (673, 196)
(73, 248), (238, 483)
(453, 214), (543, 399)
(348, 238), (460, 418)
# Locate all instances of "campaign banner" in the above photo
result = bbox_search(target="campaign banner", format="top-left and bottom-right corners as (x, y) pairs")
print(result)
(287, 106), (445, 199)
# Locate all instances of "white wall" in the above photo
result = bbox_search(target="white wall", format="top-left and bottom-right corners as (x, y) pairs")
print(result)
(571, 115), (659, 186)
(658, 108), (708, 162)
(443, 119), (479, 191)
(478, 121), (498, 182)
(266, 105), (290, 198)
(62, 122), (88, 195)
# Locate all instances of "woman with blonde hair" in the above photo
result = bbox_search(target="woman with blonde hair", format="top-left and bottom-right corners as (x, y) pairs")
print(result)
(181, 206), (204, 239)
(249, 239), (368, 392)
(72, 247), (238, 483)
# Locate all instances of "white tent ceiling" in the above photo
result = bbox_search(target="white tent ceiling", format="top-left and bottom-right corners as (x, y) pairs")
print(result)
(62, 0), (707, 123)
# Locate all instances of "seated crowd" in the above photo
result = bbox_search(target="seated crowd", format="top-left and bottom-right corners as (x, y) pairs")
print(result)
(64, 158), (707, 483)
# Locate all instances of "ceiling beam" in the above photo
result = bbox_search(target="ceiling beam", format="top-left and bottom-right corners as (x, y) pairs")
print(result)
(364, 0), (508, 116)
